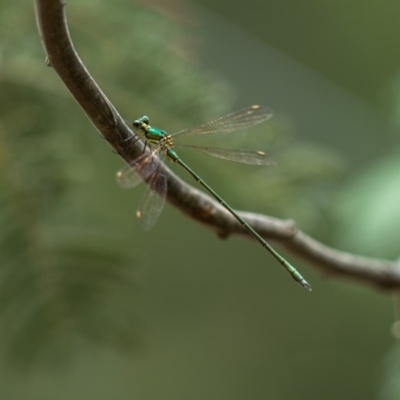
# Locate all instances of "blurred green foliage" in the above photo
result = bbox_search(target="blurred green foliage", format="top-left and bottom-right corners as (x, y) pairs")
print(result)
(0, 1), (399, 400)
(0, 0), (234, 368)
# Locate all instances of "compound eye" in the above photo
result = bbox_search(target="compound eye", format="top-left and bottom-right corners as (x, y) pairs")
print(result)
(132, 120), (141, 128)
(141, 116), (150, 124)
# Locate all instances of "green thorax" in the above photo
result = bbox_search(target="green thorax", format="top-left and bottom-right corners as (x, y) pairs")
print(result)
(145, 126), (166, 144)
(145, 126), (179, 162)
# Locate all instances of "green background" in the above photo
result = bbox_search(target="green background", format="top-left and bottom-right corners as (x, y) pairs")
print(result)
(0, 1), (399, 399)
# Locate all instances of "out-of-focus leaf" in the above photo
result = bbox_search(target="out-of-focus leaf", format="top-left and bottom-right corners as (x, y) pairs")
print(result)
(333, 151), (400, 258)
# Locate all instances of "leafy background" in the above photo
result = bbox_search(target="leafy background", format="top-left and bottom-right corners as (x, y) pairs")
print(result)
(0, 0), (399, 399)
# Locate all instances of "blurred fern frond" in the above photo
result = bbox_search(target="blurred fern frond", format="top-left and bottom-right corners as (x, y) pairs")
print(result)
(0, 125), (141, 370)
(0, 1), (232, 370)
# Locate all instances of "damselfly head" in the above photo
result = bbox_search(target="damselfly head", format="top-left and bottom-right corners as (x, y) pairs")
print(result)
(133, 115), (150, 130)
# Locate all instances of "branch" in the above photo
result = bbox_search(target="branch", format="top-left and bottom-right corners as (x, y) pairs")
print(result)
(34, 0), (400, 291)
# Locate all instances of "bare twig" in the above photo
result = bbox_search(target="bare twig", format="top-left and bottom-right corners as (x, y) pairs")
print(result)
(34, 0), (400, 291)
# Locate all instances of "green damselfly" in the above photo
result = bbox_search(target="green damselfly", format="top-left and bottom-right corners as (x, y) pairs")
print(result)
(117, 105), (311, 291)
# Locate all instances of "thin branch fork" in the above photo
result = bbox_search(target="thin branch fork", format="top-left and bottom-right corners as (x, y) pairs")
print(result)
(34, 0), (400, 291)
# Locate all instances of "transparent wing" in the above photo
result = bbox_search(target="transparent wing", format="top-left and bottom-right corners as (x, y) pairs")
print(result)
(116, 150), (158, 189)
(175, 144), (276, 166)
(172, 105), (273, 138)
(136, 153), (167, 231)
